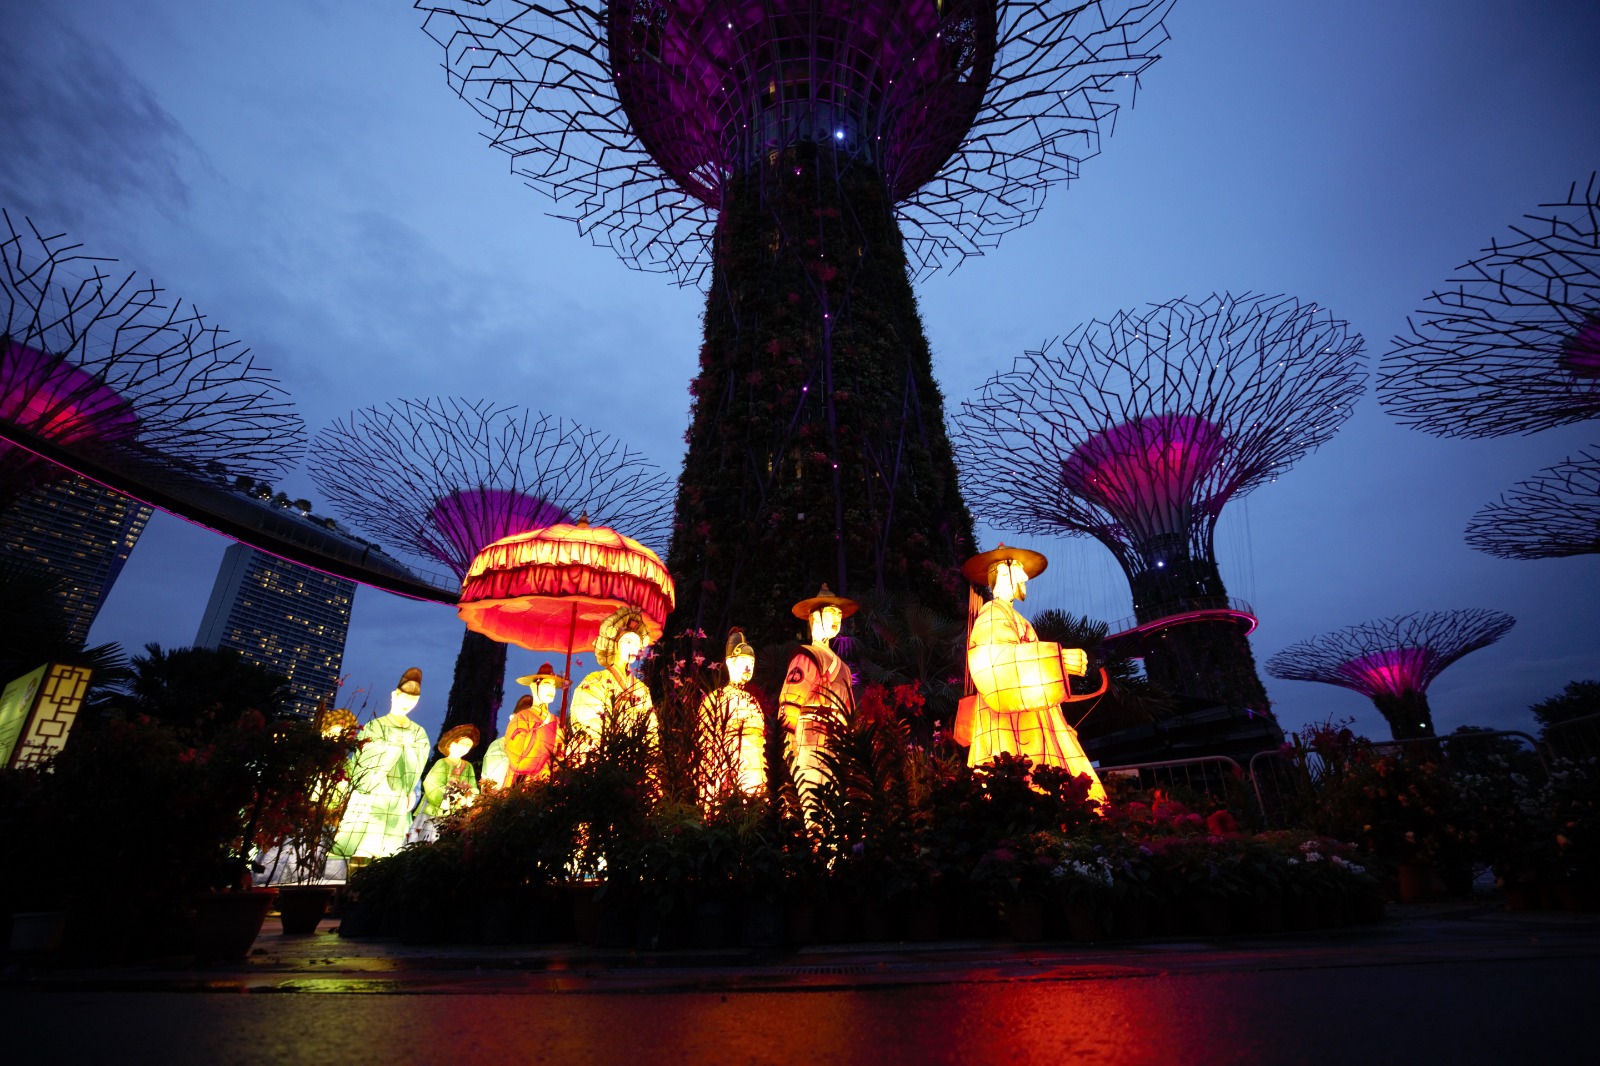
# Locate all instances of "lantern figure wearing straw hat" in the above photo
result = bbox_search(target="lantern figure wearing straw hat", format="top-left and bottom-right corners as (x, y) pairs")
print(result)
(567, 607), (656, 758)
(330, 668), (433, 864)
(506, 663), (569, 784)
(410, 724), (481, 843)
(699, 628), (766, 798)
(960, 548), (1107, 802)
(779, 585), (858, 794)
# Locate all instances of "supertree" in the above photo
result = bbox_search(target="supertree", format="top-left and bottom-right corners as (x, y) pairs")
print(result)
(416, 1), (1174, 646)
(1379, 174), (1600, 437)
(954, 293), (1367, 714)
(1379, 176), (1600, 564)
(308, 398), (674, 742)
(1, 211), (303, 509)
(1466, 449), (1600, 559)
(1265, 609), (1517, 740)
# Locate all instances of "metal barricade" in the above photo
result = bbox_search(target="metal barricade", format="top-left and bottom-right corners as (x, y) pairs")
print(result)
(1097, 754), (1247, 809)
(1544, 713), (1600, 760)
(1367, 729), (1548, 777)
(1246, 749), (1320, 829)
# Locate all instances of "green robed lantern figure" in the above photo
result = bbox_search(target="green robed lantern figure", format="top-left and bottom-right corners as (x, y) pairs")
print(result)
(330, 668), (432, 864)
(960, 547), (1107, 803)
(779, 585), (858, 794)
(567, 606), (655, 758)
(409, 724), (480, 844)
(699, 628), (766, 798)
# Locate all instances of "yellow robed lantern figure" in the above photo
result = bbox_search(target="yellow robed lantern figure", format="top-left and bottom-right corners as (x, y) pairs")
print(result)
(780, 585), (858, 794)
(958, 546), (1108, 803)
(699, 628), (767, 798)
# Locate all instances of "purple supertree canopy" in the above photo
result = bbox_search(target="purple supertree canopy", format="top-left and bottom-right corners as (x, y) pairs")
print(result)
(426, 488), (572, 578)
(418, 0), (1173, 283)
(1060, 412), (1227, 544)
(0, 211), (304, 499)
(1379, 174), (1600, 437)
(954, 293), (1366, 581)
(308, 398), (673, 579)
(1266, 609), (1517, 703)
(1466, 448), (1600, 560)
(1, 339), (138, 450)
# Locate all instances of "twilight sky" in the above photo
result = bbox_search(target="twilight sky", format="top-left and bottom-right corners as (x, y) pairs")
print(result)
(3, 1), (1597, 743)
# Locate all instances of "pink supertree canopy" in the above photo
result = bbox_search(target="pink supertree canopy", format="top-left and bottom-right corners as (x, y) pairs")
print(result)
(425, 487), (572, 578)
(609, 0), (994, 204)
(1060, 413), (1227, 544)
(1266, 609), (1516, 738)
(1339, 647), (1438, 701)
(1, 339), (139, 453)
(1561, 314), (1600, 379)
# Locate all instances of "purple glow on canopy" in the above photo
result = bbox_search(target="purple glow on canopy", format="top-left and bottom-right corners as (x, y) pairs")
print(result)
(1060, 413), (1226, 542)
(1561, 315), (1600, 379)
(1341, 647), (1435, 700)
(609, 0), (994, 202)
(1, 340), (138, 466)
(425, 488), (571, 577)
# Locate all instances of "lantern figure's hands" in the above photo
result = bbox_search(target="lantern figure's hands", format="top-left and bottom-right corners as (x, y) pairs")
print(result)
(1062, 648), (1089, 677)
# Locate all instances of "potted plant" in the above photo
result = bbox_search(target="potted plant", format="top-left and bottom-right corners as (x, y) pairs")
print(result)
(262, 709), (361, 934)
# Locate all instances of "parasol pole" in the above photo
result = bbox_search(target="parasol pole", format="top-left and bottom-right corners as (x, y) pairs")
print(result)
(559, 599), (579, 721)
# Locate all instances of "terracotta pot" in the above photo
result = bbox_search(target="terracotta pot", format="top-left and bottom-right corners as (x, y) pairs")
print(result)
(740, 900), (784, 948)
(692, 899), (735, 949)
(1555, 878), (1598, 912)
(1113, 899), (1153, 939)
(1005, 901), (1045, 942)
(1186, 896), (1232, 936)
(276, 885), (335, 936)
(1502, 883), (1539, 912)
(1397, 863), (1434, 903)
(1285, 896), (1320, 931)
(903, 901), (941, 942)
(192, 889), (277, 963)
(784, 903), (816, 947)
(1064, 904), (1108, 943)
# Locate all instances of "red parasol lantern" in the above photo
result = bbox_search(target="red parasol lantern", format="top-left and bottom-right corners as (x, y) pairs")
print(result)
(456, 516), (675, 713)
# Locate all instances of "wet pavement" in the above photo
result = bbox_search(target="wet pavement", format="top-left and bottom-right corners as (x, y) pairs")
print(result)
(4, 902), (1597, 1063)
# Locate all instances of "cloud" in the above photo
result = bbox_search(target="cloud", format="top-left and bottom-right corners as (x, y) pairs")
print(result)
(0, 7), (195, 226)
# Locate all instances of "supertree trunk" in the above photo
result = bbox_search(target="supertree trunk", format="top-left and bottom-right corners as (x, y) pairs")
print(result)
(1372, 690), (1437, 741)
(439, 627), (508, 747)
(1130, 558), (1270, 713)
(667, 154), (974, 646)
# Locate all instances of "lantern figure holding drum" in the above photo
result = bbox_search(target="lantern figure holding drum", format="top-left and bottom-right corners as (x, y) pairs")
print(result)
(959, 547), (1107, 802)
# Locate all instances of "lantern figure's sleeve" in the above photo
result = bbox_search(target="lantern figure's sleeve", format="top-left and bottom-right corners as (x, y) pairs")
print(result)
(968, 601), (1086, 714)
(778, 652), (822, 732)
(505, 711), (540, 775)
(482, 738), (508, 790)
(421, 758), (453, 817)
(396, 720), (431, 795)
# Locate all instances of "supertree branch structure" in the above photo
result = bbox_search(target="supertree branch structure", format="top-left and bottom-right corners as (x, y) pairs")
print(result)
(1466, 448), (1600, 560)
(1265, 609), (1517, 740)
(1379, 174), (1600, 438)
(955, 292), (1367, 713)
(417, 1), (1170, 648)
(0, 212), (304, 507)
(309, 397), (674, 741)
(418, 1), (1172, 284)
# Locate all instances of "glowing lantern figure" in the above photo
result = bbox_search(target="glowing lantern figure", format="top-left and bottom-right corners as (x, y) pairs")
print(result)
(329, 668), (432, 864)
(779, 586), (857, 795)
(699, 628), (766, 798)
(567, 607), (656, 758)
(410, 724), (480, 844)
(457, 516), (674, 694)
(505, 663), (567, 783)
(960, 547), (1107, 803)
